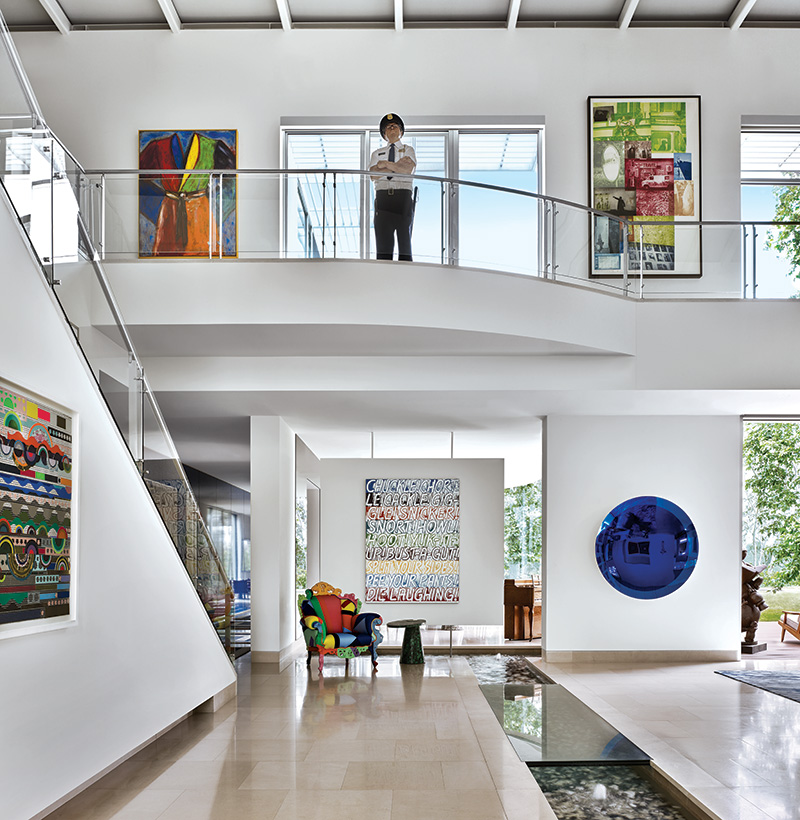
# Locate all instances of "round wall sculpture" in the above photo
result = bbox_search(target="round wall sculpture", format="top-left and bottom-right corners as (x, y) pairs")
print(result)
(595, 496), (699, 599)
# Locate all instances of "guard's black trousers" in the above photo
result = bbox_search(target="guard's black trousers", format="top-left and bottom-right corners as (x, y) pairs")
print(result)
(374, 189), (413, 261)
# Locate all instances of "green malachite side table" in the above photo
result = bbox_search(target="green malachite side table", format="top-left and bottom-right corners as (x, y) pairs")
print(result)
(387, 618), (426, 664)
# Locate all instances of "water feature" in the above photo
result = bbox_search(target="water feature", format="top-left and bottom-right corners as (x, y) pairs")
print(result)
(466, 656), (702, 820)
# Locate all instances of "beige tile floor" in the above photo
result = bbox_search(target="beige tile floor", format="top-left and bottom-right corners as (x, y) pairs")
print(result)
(45, 653), (557, 820)
(45, 622), (800, 820)
(538, 624), (800, 820)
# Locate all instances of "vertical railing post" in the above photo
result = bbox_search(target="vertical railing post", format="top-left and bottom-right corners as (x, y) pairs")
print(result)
(441, 181), (446, 265)
(752, 224), (758, 298)
(551, 204), (558, 280)
(742, 223), (748, 298)
(208, 171), (213, 259)
(48, 137), (55, 285)
(321, 171), (327, 259)
(542, 201), (551, 278)
(100, 174), (106, 260)
(638, 224), (645, 299)
(332, 171), (337, 259)
(130, 354), (144, 474)
(218, 172), (223, 259)
(622, 218), (629, 296)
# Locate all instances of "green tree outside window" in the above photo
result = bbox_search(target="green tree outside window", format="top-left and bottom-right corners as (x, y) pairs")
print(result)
(504, 481), (542, 579)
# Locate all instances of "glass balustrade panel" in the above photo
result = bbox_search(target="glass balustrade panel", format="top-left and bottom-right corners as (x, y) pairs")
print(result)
(235, 171), (280, 259)
(54, 263), (144, 456)
(550, 203), (630, 296)
(631, 223), (740, 299)
(142, 391), (233, 656)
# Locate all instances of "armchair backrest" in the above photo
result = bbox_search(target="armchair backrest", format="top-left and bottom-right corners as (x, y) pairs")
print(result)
(299, 581), (363, 638)
(317, 594), (344, 632)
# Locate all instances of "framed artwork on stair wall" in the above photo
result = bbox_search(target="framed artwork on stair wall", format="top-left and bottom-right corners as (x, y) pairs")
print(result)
(0, 379), (73, 630)
(589, 96), (701, 278)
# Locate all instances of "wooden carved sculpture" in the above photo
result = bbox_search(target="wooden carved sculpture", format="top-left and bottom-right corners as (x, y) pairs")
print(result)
(742, 550), (769, 645)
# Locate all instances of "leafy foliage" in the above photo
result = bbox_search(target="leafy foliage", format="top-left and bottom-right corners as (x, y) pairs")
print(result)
(765, 184), (800, 283)
(295, 497), (307, 590)
(743, 422), (800, 587)
(504, 481), (542, 579)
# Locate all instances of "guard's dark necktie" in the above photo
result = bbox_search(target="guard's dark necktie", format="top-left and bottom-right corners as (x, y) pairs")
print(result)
(387, 143), (395, 180)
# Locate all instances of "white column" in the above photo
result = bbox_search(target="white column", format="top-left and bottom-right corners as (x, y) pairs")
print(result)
(250, 416), (298, 665)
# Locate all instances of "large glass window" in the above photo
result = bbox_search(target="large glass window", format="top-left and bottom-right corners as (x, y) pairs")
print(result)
(741, 128), (800, 298)
(458, 132), (539, 274)
(285, 132), (363, 259)
(284, 126), (541, 271)
(207, 505), (240, 580)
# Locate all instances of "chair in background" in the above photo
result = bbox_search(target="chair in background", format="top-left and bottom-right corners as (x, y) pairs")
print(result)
(503, 578), (541, 640)
(298, 581), (383, 672)
(778, 611), (800, 643)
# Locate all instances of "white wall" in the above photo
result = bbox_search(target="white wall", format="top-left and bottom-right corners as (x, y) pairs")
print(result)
(319, 458), (503, 625)
(0, 198), (236, 820)
(12, 26), (797, 292)
(250, 416), (297, 662)
(544, 415), (741, 660)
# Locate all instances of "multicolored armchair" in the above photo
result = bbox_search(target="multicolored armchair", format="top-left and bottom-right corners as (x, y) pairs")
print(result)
(299, 581), (384, 672)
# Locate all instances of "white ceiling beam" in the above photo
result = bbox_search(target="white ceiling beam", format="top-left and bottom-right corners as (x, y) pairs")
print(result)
(395, 0), (403, 31)
(507, 0), (522, 30)
(37, 0), (71, 35)
(156, 0), (182, 33)
(276, 0), (292, 31)
(728, 0), (759, 29)
(617, 0), (641, 29)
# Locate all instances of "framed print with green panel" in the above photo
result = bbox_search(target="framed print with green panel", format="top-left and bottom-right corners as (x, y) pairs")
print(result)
(589, 96), (701, 278)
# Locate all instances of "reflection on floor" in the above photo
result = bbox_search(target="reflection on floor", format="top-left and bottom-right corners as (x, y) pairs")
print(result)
(380, 623), (541, 654)
(45, 654), (556, 820)
(44, 620), (800, 820)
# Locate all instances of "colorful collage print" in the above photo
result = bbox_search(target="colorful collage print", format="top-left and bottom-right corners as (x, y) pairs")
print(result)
(365, 478), (460, 603)
(591, 98), (699, 276)
(0, 384), (72, 626)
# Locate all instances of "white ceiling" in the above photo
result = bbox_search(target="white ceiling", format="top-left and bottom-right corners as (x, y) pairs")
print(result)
(1, 0), (797, 31)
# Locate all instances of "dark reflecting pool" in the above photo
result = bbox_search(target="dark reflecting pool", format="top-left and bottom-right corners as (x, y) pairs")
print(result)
(480, 682), (650, 766)
(532, 765), (690, 820)
(466, 656), (699, 819)
(466, 654), (552, 684)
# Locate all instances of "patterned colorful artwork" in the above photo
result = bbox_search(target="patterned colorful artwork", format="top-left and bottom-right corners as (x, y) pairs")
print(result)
(0, 384), (72, 624)
(139, 129), (237, 258)
(589, 97), (701, 277)
(365, 478), (460, 603)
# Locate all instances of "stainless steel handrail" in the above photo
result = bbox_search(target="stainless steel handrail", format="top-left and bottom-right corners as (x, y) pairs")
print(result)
(80, 166), (800, 229)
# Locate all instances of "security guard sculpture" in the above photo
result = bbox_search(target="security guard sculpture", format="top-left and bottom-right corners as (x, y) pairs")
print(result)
(369, 113), (417, 261)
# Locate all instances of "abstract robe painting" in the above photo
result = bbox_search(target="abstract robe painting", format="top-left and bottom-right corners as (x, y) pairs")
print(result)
(589, 97), (701, 277)
(365, 478), (460, 603)
(0, 383), (72, 625)
(139, 130), (237, 258)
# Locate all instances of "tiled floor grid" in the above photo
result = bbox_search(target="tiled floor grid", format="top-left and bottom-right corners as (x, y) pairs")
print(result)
(45, 622), (800, 820)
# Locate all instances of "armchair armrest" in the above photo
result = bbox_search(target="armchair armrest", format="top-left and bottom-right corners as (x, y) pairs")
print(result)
(301, 613), (325, 645)
(352, 611), (384, 645)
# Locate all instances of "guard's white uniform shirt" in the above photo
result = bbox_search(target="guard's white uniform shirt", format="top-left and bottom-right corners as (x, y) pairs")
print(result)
(369, 140), (416, 192)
